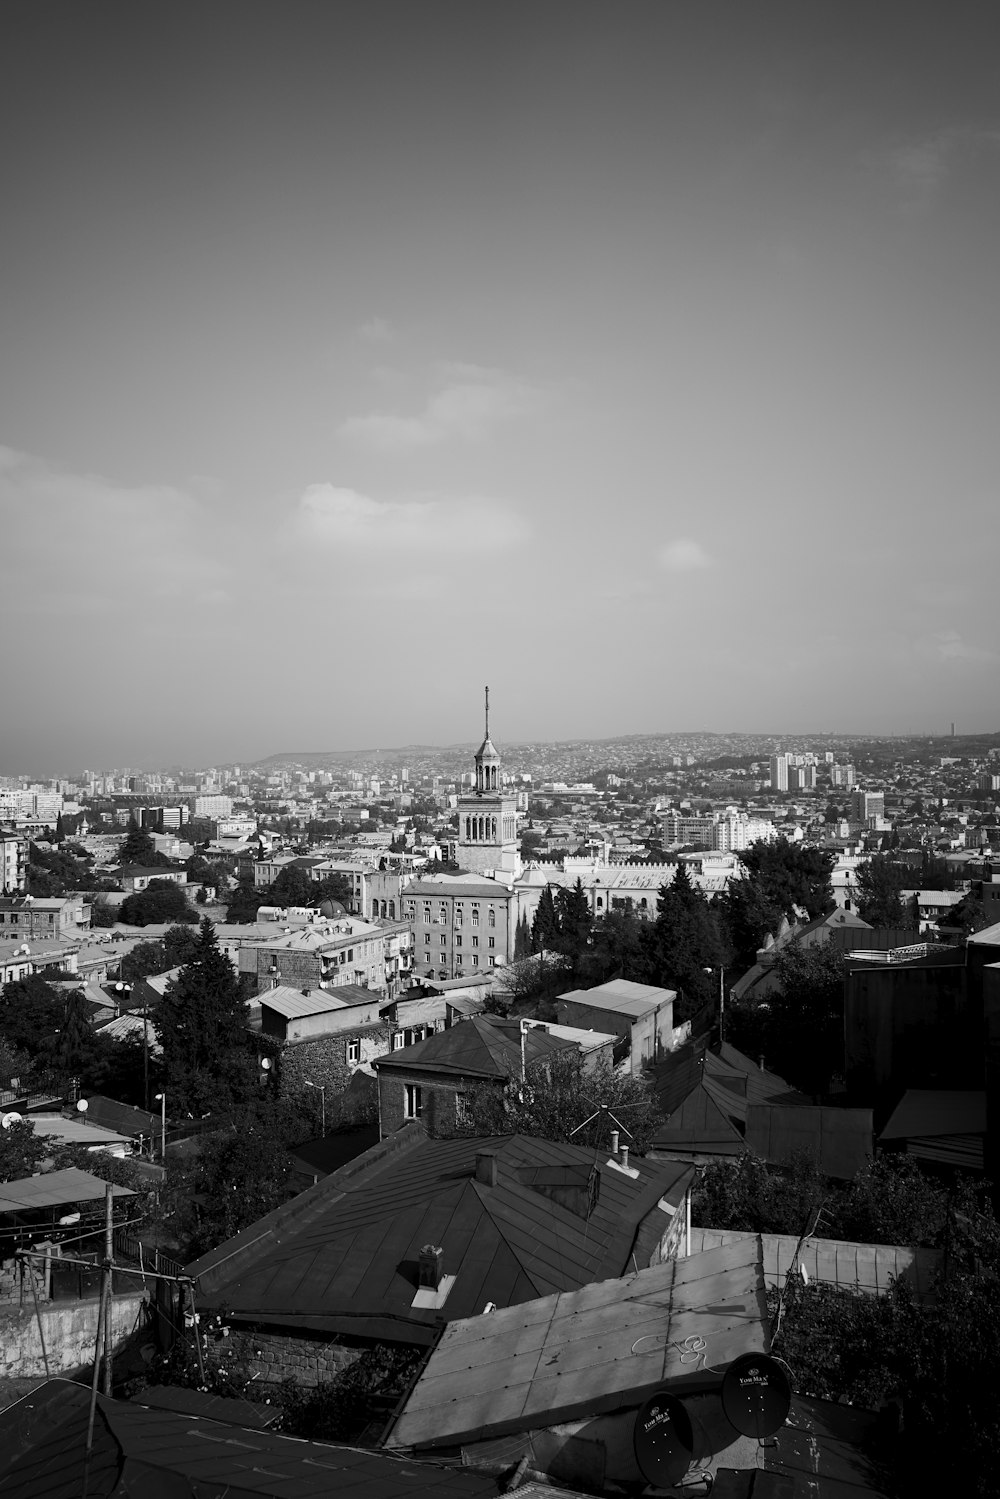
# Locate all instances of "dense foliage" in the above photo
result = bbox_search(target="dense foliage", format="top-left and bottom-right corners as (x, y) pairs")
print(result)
(120, 879), (199, 927)
(452, 1052), (662, 1153)
(154, 918), (259, 1114)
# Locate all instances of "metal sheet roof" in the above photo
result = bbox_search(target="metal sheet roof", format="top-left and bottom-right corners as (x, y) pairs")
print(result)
(0, 1378), (500, 1499)
(259, 985), (353, 1019)
(746, 1104), (873, 1180)
(687, 1228), (940, 1303)
(387, 1238), (769, 1450)
(375, 1015), (574, 1080)
(557, 979), (676, 1019)
(0, 1167), (134, 1212)
(879, 1089), (986, 1141)
(189, 1133), (693, 1343)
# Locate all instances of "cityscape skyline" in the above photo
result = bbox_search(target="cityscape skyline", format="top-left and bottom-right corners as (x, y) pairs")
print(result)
(3, 3), (999, 767)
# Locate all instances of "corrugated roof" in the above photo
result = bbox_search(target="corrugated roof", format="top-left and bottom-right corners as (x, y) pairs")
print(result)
(259, 985), (353, 1019)
(387, 1238), (769, 1450)
(651, 1044), (802, 1158)
(686, 1228), (939, 1303)
(0, 1167), (134, 1212)
(0, 1378), (499, 1499)
(25, 1115), (131, 1147)
(189, 1133), (693, 1344)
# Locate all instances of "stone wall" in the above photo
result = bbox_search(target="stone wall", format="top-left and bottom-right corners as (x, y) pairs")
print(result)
(240, 1329), (363, 1388)
(0, 1292), (147, 1379)
(378, 1066), (476, 1137)
(280, 1025), (391, 1103)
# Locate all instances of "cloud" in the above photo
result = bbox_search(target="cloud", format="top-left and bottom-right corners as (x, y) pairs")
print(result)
(340, 362), (543, 449)
(658, 538), (715, 573)
(359, 316), (394, 344)
(295, 483), (530, 554)
(880, 125), (1000, 212)
(0, 444), (229, 619)
(924, 630), (999, 666)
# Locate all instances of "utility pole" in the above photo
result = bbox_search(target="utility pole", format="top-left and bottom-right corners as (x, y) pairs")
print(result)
(103, 1182), (113, 1396)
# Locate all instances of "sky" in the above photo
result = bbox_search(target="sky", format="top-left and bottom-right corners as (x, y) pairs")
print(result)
(2, 2), (999, 771)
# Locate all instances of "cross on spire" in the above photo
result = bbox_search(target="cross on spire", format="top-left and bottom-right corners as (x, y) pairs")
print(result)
(484, 684), (490, 739)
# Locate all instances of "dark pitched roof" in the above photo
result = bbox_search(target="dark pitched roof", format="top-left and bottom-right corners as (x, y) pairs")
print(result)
(79, 1094), (160, 1139)
(188, 1132), (693, 1345)
(375, 1015), (575, 1081)
(0, 1378), (499, 1499)
(650, 1041), (803, 1158)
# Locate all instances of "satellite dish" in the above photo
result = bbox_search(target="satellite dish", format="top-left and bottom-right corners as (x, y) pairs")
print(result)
(633, 1390), (694, 1489)
(1, 1112), (24, 1129)
(76, 1098), (89, 1113)
(260, 1057), (272, 1071)
(720, 1353), (792, 1439)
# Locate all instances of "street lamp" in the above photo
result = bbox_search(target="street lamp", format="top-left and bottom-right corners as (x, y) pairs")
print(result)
(304, 1080), (326, 1137)
(704, 966), (726, 1045)
(154, 1091), (166, 1160)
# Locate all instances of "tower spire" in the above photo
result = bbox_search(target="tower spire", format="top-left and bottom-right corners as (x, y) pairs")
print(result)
(485, 684), (489, 740)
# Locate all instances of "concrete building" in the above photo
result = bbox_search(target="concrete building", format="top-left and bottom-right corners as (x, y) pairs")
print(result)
(556, 978), (678, 1074)
(769, 753), (789, 792)
(239, 915), (388, 996)
(1, 831), (26, 894)
(403, 873), (516, 982)
(0, 895), (86, 943)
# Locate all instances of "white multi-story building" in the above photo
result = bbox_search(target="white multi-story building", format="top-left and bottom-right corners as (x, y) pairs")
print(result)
(769, 754), (789, 792)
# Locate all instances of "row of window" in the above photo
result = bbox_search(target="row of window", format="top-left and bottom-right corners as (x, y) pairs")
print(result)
(402, 1084), (470, 1123)
(423, 933), (494, 947)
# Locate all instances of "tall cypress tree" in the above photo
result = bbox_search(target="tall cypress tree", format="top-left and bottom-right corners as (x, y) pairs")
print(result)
(154, 918), (256, 1114)
(531, 886), (561, 951)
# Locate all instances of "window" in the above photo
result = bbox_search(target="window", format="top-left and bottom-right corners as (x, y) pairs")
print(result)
(440, 934), (447, 946)
(404, 1084), (423, 1120)
(489, 956), (496, 967)
(455, 906), (463, 925)
(471, 955), (479, 967)
(472, 935), (479, 948)
(423, 904), (432, 923)
(488, 909), (496, 927)
(347, 1038), (361, 1064)
(424, 933), (431, 945)
(489, 936), (495, 948)
(471, 906), (480, 926)
(455, 935), (462, 947)
(392, 1032), (405, 1050)
(440, 903), (448, 923)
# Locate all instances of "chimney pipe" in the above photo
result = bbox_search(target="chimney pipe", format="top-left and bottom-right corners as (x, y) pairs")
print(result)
(418, 1244), (444, 1289)
(619, 1144), (629, 1170)
(475, 1150), (498, 1187)
(609, 1130), (619, 1157)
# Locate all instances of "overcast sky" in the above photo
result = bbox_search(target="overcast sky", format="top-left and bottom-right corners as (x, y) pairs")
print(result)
(2, 3), (999, 771)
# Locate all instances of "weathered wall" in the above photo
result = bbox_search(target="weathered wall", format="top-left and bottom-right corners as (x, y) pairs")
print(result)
(241, 1329), (363, 1388)
(0, 1292), (147, 1379)
(280, 1025), (391, 1102)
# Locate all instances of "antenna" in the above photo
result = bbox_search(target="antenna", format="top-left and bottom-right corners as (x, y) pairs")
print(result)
(633, 1391), (695, 1489)
(720, 1353), (792, 1439)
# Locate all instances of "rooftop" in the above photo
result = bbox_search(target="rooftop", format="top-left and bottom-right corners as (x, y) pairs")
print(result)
(188, 1130), (693, 1345)
(557, 978), (677, 1019)
(387, 1237), (768, 1450)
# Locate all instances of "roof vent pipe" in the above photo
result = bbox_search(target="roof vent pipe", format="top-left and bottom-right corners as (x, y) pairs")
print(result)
(619, 1144), (629, 1170)
(609, 1130), (620, 1157)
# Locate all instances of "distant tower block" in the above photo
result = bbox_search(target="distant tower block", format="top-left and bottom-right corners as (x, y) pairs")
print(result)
(456, 687), (520, 877)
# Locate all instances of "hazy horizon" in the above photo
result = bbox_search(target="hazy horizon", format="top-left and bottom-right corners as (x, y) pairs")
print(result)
(3, 3), (999, 768)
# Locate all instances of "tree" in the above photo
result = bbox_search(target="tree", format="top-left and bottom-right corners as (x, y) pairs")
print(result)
(513, 911), (532, 960)
(118, 822), (169, 867)
(163, 923), (200, 967)
(553, 879), (591, 962)
(90, 897), (117, 928)
(531, 886), (560, 951)
(738, 838), (835, 921)
(52, 990), (101, 1078)
(853, 856), (911, 926)
(0, 1118), (49, 1182)
(727, 941), (846, 1097)
(452, 1052), (663, 1153)
(154, 918), (258, 1114)
(0, 975), (64, 1057)
(181, 1124), (295, 1259)
(650, 865), (728, 1021)
(120, 941), (170, 983)
(119, 880), (198, 927)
